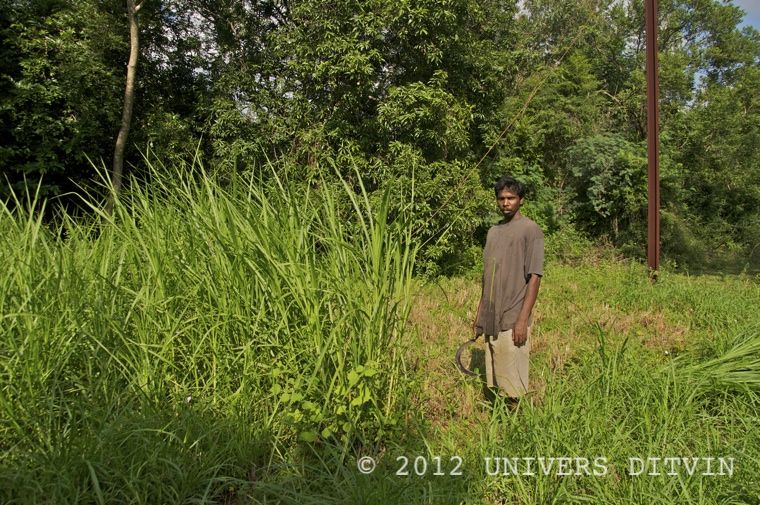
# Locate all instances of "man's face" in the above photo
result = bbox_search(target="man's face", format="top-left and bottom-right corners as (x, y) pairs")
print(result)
(496, 188), (523, 219)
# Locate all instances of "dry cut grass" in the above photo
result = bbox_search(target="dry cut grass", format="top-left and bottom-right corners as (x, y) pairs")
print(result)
(406, 261), (698, 431)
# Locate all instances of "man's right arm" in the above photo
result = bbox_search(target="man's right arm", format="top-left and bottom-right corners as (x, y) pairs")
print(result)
(473, 276), (484, 337)
(474, 229), (490, 337)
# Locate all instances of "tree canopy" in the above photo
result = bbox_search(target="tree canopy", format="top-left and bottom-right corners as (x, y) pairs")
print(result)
(2, 0), (759, 270)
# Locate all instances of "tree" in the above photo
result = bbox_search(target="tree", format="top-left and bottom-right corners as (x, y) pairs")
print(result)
(110, 0), (143, 210)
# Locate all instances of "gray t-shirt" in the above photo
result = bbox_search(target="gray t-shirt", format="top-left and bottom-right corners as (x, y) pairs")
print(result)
(476, 215), (544, 336)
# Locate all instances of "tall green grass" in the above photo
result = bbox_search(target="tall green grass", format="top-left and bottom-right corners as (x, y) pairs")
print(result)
(2, 162), (759, 503)
(0, 162), (417, 503)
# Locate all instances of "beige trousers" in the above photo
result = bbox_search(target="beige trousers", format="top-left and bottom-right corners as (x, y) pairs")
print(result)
(485, 327), (531, 398)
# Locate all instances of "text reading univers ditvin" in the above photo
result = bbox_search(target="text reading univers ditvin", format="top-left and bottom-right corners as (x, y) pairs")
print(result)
(482, 456), (734, 477)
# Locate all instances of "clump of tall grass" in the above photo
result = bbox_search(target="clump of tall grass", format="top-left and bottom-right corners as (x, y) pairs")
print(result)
(675, 325), (760, 397)
(0, 159), (417, 503)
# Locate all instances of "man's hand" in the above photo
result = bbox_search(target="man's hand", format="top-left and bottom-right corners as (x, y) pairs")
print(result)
(472, 321), (482, 338)
(513, 319), (529, 346)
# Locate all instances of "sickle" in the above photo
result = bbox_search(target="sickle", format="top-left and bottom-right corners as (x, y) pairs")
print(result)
(455, 335), (480, 376)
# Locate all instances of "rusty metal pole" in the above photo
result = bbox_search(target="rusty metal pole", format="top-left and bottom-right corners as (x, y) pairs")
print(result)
(645, 0), (660, 276)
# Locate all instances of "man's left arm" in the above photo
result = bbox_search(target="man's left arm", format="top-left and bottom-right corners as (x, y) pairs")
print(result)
(513, 228), (544, 346)
(513, 274), (541, 346)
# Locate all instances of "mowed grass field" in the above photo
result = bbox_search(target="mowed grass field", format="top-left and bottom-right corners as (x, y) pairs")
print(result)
(1, 169), (759, 504)
(397, 260), (760, 504)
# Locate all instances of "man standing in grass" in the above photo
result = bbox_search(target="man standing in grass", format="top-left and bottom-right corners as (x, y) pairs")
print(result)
(474, 175), (544, 401)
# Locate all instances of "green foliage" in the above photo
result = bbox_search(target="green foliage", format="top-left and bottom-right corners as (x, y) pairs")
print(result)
(0, 0), (124, 195)
(659, 209), (708, 267)
(666, 62), (760, 266)
(544, 224), (595, 264)
(566, 134), (647, 240)
(377, 71), (473, 161)
(371, 143), (491, 276)
(2, 0), (760, 270)
(486, 52), (605, 183)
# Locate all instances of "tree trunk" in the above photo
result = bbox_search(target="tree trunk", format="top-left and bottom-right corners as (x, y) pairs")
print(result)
(109, 0), (142, 214)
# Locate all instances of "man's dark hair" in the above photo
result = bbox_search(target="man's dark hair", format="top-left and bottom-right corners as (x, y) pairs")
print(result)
(494, 175), (526, 198)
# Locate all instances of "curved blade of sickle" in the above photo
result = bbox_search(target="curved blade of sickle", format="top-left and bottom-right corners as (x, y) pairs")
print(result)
(455, 336), (479, 376)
